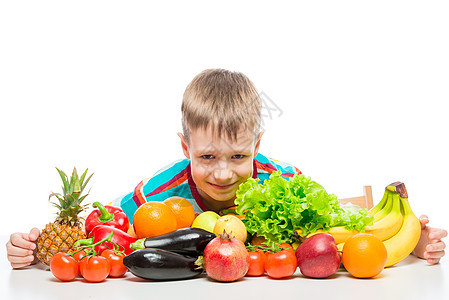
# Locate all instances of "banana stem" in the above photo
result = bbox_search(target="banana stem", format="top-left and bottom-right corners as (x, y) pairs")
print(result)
(386, 182), (408, 198)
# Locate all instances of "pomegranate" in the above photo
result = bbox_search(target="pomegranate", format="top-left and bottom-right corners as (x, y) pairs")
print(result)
(203, 230), (250, 282)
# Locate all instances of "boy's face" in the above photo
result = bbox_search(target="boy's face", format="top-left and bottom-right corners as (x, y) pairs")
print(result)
(178, 126), (262, 208)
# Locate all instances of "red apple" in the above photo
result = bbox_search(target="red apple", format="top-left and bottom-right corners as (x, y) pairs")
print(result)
(295, 233), (341, 278)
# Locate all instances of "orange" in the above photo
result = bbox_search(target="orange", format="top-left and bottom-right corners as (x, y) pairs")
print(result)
(342, 233), (387, 278)
(163, 196), (196, 229)
(132, 202), (178, 239)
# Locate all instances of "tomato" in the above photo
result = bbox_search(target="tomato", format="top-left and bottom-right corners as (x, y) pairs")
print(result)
(101, 250), (127, 278)
(73, 250), (88, 262)
(80, 256), (110, 282)
(265, 249), (297, 279)
(50, 252), (79, 281)
(246, 251), (266, 277)
(279, 243), (295, 256)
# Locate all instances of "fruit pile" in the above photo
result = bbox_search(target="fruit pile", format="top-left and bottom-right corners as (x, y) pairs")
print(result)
(124, 181), (420, 281)
(328, 182), (421, 268)
(42, 167), (422, 283)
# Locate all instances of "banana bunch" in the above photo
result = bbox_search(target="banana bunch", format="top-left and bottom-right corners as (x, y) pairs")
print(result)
(296, 182), (421, 267)
(382, 183), (421, 267)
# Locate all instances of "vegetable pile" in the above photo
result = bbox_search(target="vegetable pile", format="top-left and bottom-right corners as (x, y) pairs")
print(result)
(235, 171), (373, 245)
(246, 243), (297, 279)
(49, 203), (135, 282)
(124, 228), (215, 281)
(45, 167), (413, 283)
(50, 230), (128, 282)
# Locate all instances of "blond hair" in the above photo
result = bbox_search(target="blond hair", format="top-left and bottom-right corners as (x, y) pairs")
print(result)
(181, 69), (261, 144)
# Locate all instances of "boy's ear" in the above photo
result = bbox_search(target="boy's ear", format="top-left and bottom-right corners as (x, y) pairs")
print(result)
(254, 131), (264, 157)
(177, 132), (190, 159)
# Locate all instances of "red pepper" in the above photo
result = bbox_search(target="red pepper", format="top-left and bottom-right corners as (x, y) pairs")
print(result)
(88, 225), (136, 255)
(85, 202), (129, 235)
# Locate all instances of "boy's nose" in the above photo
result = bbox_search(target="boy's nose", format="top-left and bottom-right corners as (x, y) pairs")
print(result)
(213, 162), (233, 182)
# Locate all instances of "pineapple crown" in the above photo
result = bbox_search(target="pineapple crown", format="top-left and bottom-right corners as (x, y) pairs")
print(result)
(49, 167), (93, 226)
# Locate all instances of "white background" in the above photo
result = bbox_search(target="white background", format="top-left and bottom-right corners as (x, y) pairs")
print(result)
(1, 1), (448, 236)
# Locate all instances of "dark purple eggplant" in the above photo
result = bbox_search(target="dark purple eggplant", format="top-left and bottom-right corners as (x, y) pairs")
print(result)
(130, 227), (216, 254)
(123, 248), (203, 281)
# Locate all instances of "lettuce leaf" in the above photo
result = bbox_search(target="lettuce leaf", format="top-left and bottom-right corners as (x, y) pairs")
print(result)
(234, 171), (373, 245)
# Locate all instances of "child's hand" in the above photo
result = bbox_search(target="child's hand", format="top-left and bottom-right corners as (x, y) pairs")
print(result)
(6, 228), (40, 269)
(412, 215), (447, 265)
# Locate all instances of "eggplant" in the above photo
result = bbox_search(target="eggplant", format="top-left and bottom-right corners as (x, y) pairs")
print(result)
(123, 248), (203, 281)
(130, 227), (216, 254)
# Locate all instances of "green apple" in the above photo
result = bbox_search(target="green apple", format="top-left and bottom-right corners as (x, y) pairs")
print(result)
(191, 211), (220, 233)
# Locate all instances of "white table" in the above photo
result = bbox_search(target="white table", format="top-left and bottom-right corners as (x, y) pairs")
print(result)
(1, 235), (448, 300)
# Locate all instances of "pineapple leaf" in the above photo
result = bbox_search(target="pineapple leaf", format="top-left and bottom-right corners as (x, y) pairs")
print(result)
(69, 167), (79, 195)
(55, 168), (69, 193)
(56, 195), (65, 208)
(73, 167), (79, 182)
(51, 167), (93, 225)
(49, 192), (66, 209)
(48, 192), (62, 200)
(72, 191), (81, 201)
(68, 181), (73, 195)
(73, 167), (81, 194)
(81, 173), (93, 194)
(50, 202), (62, 210)
(67, 194), (77, 207)
(79, 193), (89, 200)
(78, 194), (90, 206)
(79, 168), (88, 186)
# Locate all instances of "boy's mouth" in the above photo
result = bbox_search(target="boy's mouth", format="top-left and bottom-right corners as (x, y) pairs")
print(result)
(209, 182), (235, 190)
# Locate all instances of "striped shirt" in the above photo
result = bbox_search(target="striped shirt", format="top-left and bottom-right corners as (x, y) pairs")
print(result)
(113, 153), (301, 222)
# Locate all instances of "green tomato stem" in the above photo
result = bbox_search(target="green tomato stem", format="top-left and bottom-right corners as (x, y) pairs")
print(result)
(72, 231), (115, 257)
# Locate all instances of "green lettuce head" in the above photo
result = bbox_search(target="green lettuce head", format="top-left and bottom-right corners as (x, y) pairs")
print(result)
(235, 171), (373, 245)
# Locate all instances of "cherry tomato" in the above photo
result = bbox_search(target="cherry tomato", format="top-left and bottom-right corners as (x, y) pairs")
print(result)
(50, 252), (79, 281)
(101, 249), (127, 278)
(246, 251), (266, 277)
(80, 256), (110, 282)
(279, 243), (295, 256)
(73, 250), (88, 262)
(265, 249), (297, 279)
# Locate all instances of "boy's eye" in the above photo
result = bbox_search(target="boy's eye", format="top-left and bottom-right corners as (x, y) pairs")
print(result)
(201, 155), (215, 160)
(232, 154), (245, 159)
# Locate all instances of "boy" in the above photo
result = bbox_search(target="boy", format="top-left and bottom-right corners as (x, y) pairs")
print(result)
(6, 69), (447, 268)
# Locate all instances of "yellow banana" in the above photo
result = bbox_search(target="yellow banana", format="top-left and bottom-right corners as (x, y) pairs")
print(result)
(368, 189), (389, 216)
(292, 241), (301, 251)
(305, 227), (359, 244)
(372, 191), (394, 222)
(363, 192), (403, 240)
(383, 196), (421, 267)
(336, 242), (344, 251)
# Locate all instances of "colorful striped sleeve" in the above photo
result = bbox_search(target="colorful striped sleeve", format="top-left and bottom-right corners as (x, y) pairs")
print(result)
(254, 153), (301, 183)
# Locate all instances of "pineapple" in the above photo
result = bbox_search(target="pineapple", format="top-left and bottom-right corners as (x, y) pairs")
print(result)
(37, 167), (93, 265)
